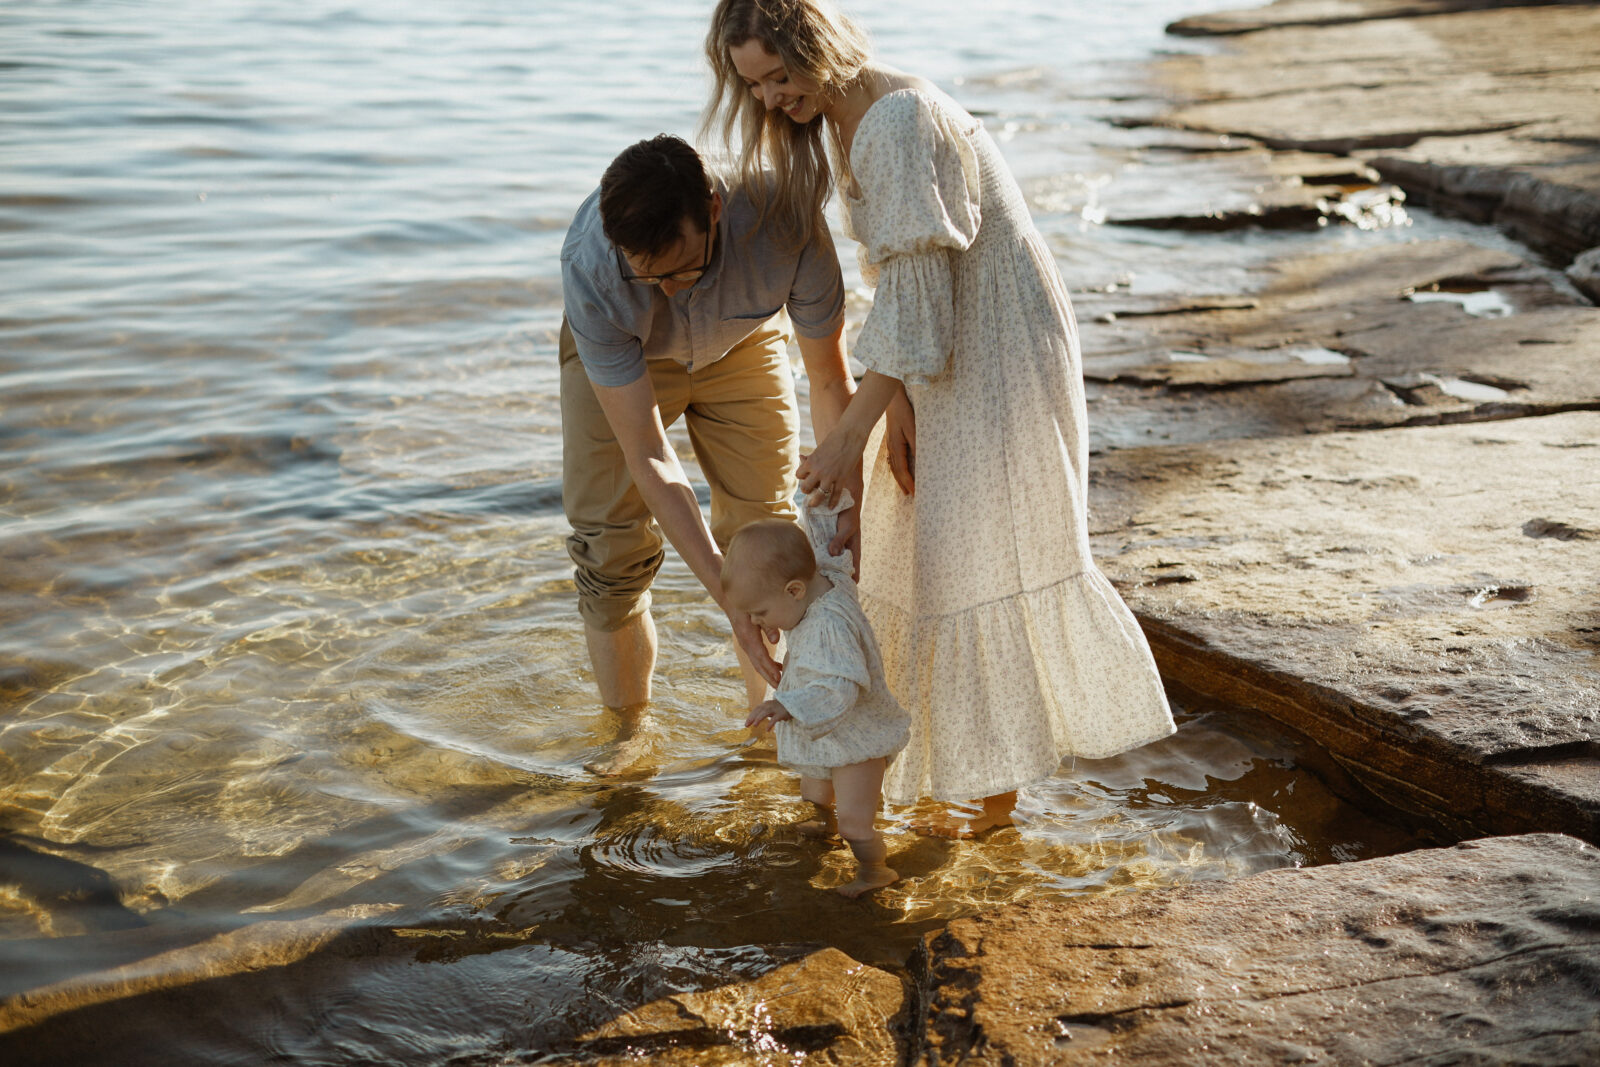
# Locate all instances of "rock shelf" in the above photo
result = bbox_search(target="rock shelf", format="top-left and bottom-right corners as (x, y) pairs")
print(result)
(542, 835), (1599, 1064)
(1082, 0), (1600, 848)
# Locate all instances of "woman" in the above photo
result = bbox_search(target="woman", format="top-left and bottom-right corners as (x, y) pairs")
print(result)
(705, 0), (1174, 836)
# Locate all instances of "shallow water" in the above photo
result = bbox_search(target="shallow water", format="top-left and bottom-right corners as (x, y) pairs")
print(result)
(0, 0), (1452, 1060)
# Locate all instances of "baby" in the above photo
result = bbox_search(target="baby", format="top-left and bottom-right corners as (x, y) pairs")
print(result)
(722, 497), (910, 898)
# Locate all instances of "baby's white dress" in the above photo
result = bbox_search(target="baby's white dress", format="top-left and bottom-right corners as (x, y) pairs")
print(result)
(843, 88), (1175, 804)
(771, 499), (910, 780)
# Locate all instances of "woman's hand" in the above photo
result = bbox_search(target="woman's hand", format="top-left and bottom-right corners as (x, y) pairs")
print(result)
(797, 420), (868, 508)
(885, 385), (916, 495)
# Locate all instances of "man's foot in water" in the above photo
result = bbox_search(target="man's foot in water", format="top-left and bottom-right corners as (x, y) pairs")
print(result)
(583, 705), (655, 777)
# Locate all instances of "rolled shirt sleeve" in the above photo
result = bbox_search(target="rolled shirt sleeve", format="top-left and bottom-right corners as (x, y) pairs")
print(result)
(785, 221), (846, 340)
(561, 252), (649, 388)
(774, 664), (861, 741)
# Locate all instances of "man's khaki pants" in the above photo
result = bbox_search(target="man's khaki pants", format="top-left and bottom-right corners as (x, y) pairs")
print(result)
(560, 317), (801, 631)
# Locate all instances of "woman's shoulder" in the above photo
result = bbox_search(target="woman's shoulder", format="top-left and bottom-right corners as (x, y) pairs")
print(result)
(857, 81), (980, 152)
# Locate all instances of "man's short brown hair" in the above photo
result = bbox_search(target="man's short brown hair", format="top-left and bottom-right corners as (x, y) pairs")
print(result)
(599, 134), (714, 259)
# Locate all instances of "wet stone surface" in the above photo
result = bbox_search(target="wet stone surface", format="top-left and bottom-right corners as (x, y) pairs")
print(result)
(1096, 147), (1407, 232)
(1078, 238), (1600, 451)
(543, 835), (1600, 1065)
(1089, 412), (1600, 840)
(913, 833), (1600, 1065)
(557, 947), (908, 1065)
(1072, 0), (1600, 846)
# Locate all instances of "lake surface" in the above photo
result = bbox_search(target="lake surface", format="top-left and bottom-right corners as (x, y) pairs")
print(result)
(1, 1), (1441, 1061)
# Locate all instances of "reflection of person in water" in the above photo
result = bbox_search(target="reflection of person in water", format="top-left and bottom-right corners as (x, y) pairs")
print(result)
(727, 499), (908, 897)
(706, 0), (1175, 833)
(556, 133), (856, 773)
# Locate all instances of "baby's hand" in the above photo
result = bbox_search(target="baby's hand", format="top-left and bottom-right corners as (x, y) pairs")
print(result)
(744, 699), (792, 732)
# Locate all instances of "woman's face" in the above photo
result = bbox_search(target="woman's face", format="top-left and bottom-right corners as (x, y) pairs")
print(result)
(729, 39), (823, 124)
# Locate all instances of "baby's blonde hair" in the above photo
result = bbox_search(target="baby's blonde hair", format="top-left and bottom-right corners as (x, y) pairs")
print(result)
(722, 518), (816, 594)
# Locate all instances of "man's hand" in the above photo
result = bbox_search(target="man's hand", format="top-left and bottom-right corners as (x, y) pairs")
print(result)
(745, 698), (793, 732)
(729, 609), (781, 688)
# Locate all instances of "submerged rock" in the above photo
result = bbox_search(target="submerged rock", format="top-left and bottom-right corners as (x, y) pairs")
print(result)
(562, 946), (907, 1065)
(914, 833), (1600, 1064)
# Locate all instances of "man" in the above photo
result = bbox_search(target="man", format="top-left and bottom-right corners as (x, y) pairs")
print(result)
(559, 134), (858, 772)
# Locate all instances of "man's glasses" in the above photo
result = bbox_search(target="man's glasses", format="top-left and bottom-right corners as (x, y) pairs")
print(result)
(623, 228), (712, 286)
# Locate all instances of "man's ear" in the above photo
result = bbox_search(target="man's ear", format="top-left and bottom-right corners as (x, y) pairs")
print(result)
(708, 190), (724, 229)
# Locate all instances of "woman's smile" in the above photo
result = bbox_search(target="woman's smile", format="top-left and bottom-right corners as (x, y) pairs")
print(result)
(729, 38), (820, 123)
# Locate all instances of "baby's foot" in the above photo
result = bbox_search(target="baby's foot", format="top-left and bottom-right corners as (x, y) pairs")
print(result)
(837, 865), (898, 899)
(911, 809), (1015, 840)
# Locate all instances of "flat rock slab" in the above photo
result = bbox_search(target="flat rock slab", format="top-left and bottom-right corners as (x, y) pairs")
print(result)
(1089, 411), (1600, 839)
(1168, 0), (1594, 36)
(1147, 2), (1600, 261)
(915, 833), (1600, 1065)
(560, 946), (907, 1065)
(1098, 148), (1405, 232)
(1079, 238), (1600, 451)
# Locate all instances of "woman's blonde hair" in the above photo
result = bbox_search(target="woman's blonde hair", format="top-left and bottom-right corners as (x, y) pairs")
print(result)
(703, 0), (871, 249)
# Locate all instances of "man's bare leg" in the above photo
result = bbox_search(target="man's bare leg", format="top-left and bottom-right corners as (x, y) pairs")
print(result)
(583, 613), (657, 776)
(585, 611), (655, 707)
(733, 641), (770, 709)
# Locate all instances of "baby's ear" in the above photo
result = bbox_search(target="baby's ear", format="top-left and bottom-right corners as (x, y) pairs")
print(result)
(785, 578), (808, 599)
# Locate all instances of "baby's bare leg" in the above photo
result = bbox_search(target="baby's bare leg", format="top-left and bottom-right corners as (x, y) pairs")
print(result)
(796, 775), (838, 838)
(833, 758), (896, 898)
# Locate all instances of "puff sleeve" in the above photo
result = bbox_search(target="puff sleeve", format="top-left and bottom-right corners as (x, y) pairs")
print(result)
(849, 91), (982, 385)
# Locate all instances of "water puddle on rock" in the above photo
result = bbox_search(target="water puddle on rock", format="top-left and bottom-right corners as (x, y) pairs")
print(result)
(1406, 287), (1516, 318)
(1416, 372), (1514, 402)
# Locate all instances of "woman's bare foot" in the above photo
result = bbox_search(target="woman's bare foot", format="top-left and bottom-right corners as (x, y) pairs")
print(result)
(837, 865), (898, 898)
(911, 810), (1013, 839)
(911, 793), (1018, 839)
